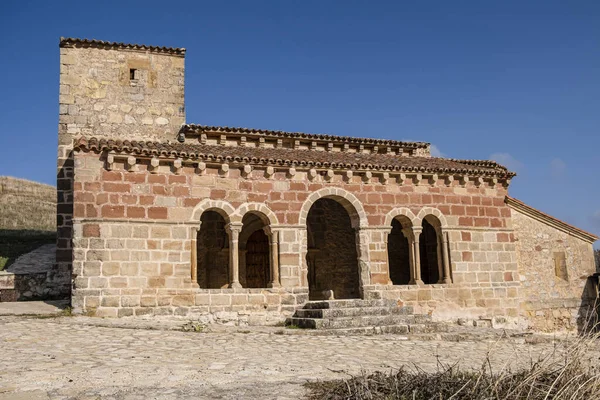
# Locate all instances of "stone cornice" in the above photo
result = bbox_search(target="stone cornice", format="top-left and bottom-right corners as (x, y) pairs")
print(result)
(59, 37), (186, 56)
(505, 196), (598, 244)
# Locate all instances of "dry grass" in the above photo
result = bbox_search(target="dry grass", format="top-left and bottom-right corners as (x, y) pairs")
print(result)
(306, 329), (600, 400)
(0, 176), (56, 231)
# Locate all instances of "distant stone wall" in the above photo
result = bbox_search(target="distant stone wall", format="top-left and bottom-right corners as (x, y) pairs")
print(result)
(0, 176), (56, 231)
(511, 208), (597, 331)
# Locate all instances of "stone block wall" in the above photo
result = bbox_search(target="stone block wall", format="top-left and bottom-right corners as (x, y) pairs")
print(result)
(71, 148), (520, 322)
(510, 205), (597, 331)
(58, 40), (186, 309)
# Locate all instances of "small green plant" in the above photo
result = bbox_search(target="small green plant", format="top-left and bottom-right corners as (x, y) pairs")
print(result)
(181, 322), (205, 332)
(285, 324), (300, 330)
(0, 256), (8, 270)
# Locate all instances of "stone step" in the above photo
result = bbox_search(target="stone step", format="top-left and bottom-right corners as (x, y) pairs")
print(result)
(301, 299), (402, 310)
(287, 314), (431, 329)
(294, 306), (415, 319)
(299, 322), (451, 336)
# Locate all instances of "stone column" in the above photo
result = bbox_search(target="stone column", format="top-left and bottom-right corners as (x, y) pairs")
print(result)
(412, 227), (424, 285)
(226, 223), (243, 289)
(402, 228), (416, 285)
(264, 227), (281, 288)
(190, 226), (199, 286)
(239, 249), (247, 288)
(442, 231), (452, 284)
(436, 228), (444, 284)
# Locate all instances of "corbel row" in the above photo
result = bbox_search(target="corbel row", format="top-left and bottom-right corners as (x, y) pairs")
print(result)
(104, 152), (510, 188)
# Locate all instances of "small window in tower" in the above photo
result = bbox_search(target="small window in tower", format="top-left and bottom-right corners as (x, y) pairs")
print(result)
(554, 251), (569, 281)
(130, 68), (137, 80)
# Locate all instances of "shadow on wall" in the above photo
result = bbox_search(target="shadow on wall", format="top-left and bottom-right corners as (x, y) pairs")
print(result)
(578, 273), (600, 334)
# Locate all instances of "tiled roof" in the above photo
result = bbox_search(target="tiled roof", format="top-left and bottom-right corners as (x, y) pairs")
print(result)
(59, 37), (185, 55)
(183, 124), (429, 149)
(506, 196), (598, 243)
(74, 137), (515, 178)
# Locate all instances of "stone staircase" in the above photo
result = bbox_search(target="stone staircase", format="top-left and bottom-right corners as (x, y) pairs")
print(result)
(286, 299), (449, 335)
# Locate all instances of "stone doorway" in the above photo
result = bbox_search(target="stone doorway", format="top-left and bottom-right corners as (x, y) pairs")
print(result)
(306, 198), (360, 300)
(419, 219), (440, 284)
(244, 230), (270, 288)
(197, 211), (229, 289)
(388, 218), (412, 285)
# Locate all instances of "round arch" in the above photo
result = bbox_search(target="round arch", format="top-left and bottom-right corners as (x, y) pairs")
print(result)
(415, 207), (448, 228)
(384, 207), (418, 227)
(299, 187), (368, 229)
(191, 199), (235, 224)
(234, 203), (279, 226)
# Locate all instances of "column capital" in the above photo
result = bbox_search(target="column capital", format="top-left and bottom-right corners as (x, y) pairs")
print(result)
(225, 222), (243, 236)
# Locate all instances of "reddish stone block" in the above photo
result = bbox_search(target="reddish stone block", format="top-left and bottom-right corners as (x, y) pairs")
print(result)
(458, 217), (474, 227)
(169, 175), (187, 184)
(148, 174), (166, 184)
(183, 198), (201, 207)
(462, 251), (473, 262)
(102, 205), (125, 218)
(290, 182), (306, 191)
(124, 173), (146, 183)
(211, 189), (226, 199)
(271, 202), (289, 211)
(86, 204), (98, 218)
(485, 207), (500, 217)
(96, 193), (109, 205)
(83, 224), (100, 237)
(367, 193), (381, 203)
(283, 192), (296, 201)
(490, 218), (503, 228)
(270, 192), (282, 200)
(84, 182), (101, 192)
(127, 207), (146, 218)
(139, 195), (154, 206)
(254, 182), (273, 192)
(148, 207), (168, 219)
(481, 197), (493, 206)
(74, 203), (85, 218)
(104, 182), (131, 193)
(239, 181), (253, 191)
(74, 192), (95, 202)
(248, 193), (268, 202)
(122, 195), (137, 205)
(450, 205), (466, 215)
(465, 206), (478, 216)
(173, 186), (190, 196)
(461, 232), (471, 241)
(474, 217), (489, 227)
(102, 170), (122, 181)
(152, 185), (168, 195)
(497, 233), (509, 242)
(504, 272), (513, 282)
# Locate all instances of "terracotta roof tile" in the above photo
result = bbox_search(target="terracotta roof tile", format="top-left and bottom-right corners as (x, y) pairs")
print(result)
(184, 124), (429, 148)
(59, 37), (185, 55)
(75, 137), (515, 178)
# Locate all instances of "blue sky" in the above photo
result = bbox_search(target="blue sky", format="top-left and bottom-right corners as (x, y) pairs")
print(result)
(0, 1), (598, 244)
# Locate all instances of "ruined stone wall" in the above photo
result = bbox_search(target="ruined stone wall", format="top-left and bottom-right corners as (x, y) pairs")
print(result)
(71, 149), (519, 321)
(58, 43), (186, 309)
(511, 208), (597, 331)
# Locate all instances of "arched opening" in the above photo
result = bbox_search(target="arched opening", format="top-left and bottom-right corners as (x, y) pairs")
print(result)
(239, 212), (270, 288)
(306, 197), (360, 300)
(419, 217), (441, 284)
(197, 210), (229, 288)
(388, 216), (412, 285)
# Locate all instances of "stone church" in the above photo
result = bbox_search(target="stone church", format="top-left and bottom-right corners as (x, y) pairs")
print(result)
(57, 38), (598, 332)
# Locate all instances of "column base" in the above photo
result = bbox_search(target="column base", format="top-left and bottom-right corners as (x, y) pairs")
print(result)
(230, 282), (242, 289)
(409, 279), (424, 286)
(267, 282), (281, 288)
(442, 277), (452, 284)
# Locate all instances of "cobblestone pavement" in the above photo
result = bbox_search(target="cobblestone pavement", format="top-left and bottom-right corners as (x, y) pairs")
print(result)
(0, 316), (592, 399)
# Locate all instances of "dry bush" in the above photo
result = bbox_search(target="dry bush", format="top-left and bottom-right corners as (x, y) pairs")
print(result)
(306, 330), (600, 400)
(0, 176), (56, 231)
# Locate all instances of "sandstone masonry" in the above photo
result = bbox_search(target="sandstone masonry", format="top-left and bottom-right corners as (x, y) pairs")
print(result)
(58, 38), (598, 331)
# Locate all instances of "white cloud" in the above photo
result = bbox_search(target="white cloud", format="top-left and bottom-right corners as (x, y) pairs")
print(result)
(489, 153), (524, 172)
(430, 144), (444, 158)
(550, 158), (566, 178)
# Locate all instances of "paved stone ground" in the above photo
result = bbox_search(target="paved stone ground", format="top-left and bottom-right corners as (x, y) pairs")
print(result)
(0, 315), (594, 400)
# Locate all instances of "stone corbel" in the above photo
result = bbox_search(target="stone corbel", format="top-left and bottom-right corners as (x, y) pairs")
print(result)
(149, 157), (160, 174)
(489, 177), (498, 188)
(474, 176), (483, 187)
(398, 173), (406, 185)
(362, 171), (372, 183)
(342, 143), (350, 152)
(259, 137), (266, 148)
(105, 152), (115, 171)
(325, 169), (334, 182)
(199, 133), (207, 145)
(327, 143), (333, 152)
(265, 166), (275, 179)
(242, 165), (252, 178)
(308, 168), (318, 181)
(344, 170), (353, 182)
(196, 161), (206, 175)
(219, 163), (229, 177)
(444, 175), (454, 186)
(276, 139), (283, 148)
(459, 175), (468, 187)
(428, 173), (438, 186)
(287, 167), (297, 178)
(240, 136), (247, 147)
(173, 158), (183, 175)
(380, 172), (390, 185)
(126, 156), (137, 172)
(413, 173), (423, 186)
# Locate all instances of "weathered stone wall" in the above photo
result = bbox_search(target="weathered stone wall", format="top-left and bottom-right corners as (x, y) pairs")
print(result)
(511, 208), (597, 331)
(71, 149), (520, 321)
(58, 42), (186, 311)
(0, 177), (56, 232)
